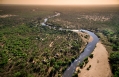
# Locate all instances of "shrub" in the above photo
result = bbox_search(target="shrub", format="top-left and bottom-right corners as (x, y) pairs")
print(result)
(58, 74), (61, 77)
(109, 52), (119, 75)
(87, 65), (91, 70)
(79, 62), (84, 69)
(62, 66), (67, 73)
(72, 72), (78, 77)
(84, 57), (89, 65)
(14, 71), (28, 77)
(0, 51), (8, 67)
(89, 54), (93, 59)
(84, 57), (88, 62)
(77, 69), (81, 73)
(14, 72), (21, 77)
(54, 63), (60, 70)
(71, 57), (75, 62)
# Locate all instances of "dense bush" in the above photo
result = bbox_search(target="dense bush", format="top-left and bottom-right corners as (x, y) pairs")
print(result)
(109, 52), (119, 77)
(0, 51), (8, 67)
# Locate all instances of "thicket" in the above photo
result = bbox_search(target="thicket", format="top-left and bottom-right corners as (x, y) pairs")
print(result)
(109, 52), (119, 77)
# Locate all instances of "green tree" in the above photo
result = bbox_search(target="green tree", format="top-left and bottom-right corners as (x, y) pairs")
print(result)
(0, 51), (8, 67)
(109, 52), (119, 76)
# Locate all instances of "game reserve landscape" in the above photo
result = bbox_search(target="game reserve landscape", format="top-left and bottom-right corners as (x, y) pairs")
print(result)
(0, 4), (119, 77)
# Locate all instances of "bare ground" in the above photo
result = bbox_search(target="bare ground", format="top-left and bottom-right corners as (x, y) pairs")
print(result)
(0, 14), (17, 18)
(78, 41), (112, 77)
(71, 30), (112, 77)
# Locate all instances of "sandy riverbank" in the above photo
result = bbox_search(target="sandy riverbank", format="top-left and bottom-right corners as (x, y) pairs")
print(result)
(72, 30), (112, 77)
(77, 41), (112, 77)
(77, 31), (93, 54)
(88, 36), (93, 43)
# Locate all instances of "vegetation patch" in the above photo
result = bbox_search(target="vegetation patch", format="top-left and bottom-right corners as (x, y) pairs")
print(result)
(89, 54), (93, 59)
(87, 65), (91, 70)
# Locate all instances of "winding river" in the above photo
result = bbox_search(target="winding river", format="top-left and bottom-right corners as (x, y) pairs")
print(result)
(41, 13), (99, 77)
(62, 30), (99, 77)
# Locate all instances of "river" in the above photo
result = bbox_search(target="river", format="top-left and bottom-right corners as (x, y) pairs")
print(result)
(41, 12), (99, 77)
(62, 30), (99, 77)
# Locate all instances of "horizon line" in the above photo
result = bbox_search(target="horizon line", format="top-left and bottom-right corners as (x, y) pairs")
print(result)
(0, 3), (119, 6)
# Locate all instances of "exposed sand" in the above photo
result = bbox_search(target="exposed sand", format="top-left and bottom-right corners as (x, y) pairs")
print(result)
(78, 41), (112, 77)
(0, 14), (17, 18)
(49, 42), (53, 47)
(80, 15), (110, 21)
(72, 30), (112, 77)
(88, 36), (93, 43)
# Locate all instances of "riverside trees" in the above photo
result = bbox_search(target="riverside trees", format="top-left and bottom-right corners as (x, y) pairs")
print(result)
(109, 52), (119, 77)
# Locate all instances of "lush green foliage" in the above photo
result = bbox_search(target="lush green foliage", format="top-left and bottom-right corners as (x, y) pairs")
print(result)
(109, 52), (119, 77)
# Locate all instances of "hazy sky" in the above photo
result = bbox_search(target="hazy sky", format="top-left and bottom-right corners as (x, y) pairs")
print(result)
(0, 0), (119, 5)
